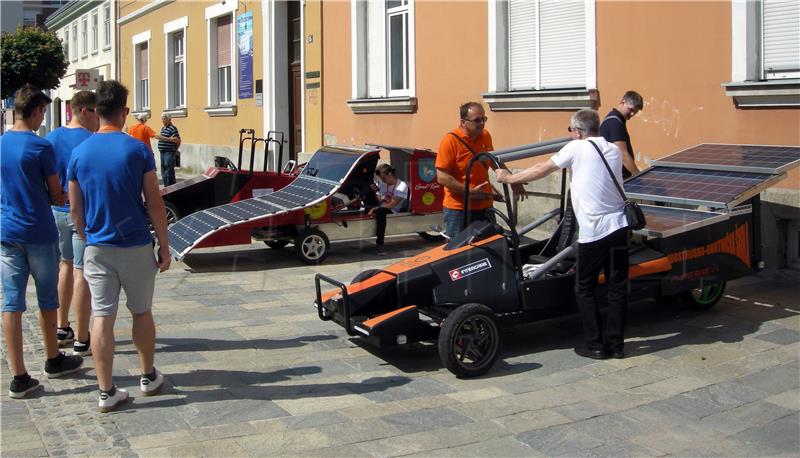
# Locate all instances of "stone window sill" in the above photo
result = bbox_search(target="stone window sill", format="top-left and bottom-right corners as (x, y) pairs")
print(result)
(204, 105), (237, 117)
(163, 107), (187, 118)
(481, 89), (598, 111)
(131, 109), (150, 119)
(722, 80), (800, 108)
(346, 96), (417, 114)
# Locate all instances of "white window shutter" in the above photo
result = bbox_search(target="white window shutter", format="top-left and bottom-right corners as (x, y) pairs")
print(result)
(540, 0), (585, 89)
(762, 0), (800, 79)
(508, 0), (538, 91)
(366, 0), (386, 97)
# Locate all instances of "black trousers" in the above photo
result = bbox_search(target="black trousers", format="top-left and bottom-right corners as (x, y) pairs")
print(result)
(574, 227), (629, 352)
(374, 207), (393, 245)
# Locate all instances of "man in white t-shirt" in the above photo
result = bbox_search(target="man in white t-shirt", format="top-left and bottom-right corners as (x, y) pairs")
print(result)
(368, 163), (409, 253)
(496, 109), (629, 360)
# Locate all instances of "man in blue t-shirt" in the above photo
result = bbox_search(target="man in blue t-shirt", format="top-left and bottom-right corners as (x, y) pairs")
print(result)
(1, 84), (85, 399)
(157, 113), (180, 187)
(68, 80), (170, 412)
(45, 90), (97, 356)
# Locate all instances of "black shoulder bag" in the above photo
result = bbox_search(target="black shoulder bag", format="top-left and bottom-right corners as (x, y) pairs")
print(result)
(587, 140), (646, 230)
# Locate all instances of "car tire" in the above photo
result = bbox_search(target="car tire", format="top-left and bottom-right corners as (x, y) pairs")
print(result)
(438, 303), (501, 378)
(679, 281), (726, 310)
(295, 228), (330, 264)
(164, 201), (181, 225)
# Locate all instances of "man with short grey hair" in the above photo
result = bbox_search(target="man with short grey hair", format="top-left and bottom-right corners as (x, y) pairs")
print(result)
(157, 113), (180, 187)
(496, 109), (630, 360)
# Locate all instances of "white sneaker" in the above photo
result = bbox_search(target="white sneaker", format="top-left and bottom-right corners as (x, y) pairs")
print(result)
(98, 387), (129, 413)
(140, 368), (164, 396)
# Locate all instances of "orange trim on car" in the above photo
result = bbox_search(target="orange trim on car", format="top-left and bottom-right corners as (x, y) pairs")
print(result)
(598, 256), (672, 284)
(362, 305), (418, 329)
(320, 234), (504, 302)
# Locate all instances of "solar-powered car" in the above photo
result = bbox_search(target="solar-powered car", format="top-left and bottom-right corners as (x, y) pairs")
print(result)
(314, 143), (800, 378)
(160, 129), (296, 224)
(168, 144), (445, 264)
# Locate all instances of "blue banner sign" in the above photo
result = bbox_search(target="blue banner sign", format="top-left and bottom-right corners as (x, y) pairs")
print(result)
(238, 12), (253, 99)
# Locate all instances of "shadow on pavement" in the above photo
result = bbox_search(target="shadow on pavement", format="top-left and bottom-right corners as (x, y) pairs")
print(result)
(114, 334), (338, 355)
(180, 236), (440, 273)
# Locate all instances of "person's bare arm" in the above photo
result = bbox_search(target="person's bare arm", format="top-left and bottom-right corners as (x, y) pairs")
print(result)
(142, 170), (171, 272)
(495, 159), (560, 185)
(436, 168), (492, 200)
(614, 140), (639, 175)
(46, 174), (66, 206)
(68, 180), (86, 240)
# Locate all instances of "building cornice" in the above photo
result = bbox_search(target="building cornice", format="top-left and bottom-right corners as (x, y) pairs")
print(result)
(117, 0), (175, 26)
(45, 0), (104, 29)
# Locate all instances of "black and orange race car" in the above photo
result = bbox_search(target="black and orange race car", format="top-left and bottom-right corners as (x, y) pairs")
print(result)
(314, 143), (799, 377)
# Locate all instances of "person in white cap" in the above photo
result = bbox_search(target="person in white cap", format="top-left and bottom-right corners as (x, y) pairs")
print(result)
(126, 113), (176, 153)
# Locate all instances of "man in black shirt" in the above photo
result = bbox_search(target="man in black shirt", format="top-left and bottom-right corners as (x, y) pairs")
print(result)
(157, 114), (181, 187)
(599, 91), (643, 178)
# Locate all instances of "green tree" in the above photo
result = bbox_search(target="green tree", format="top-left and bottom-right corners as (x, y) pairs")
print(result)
(1, 26), (68, 99)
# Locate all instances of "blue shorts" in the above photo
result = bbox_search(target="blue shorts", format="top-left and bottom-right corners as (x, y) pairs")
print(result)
(1, 241), (60, 313)
(52, 209), (85, 268)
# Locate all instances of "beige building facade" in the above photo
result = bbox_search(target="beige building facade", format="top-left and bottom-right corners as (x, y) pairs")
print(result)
(308, 0), (799, 268)
(118, 0), (304, 174)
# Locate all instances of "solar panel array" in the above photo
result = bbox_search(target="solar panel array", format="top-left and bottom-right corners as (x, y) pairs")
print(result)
(168, 175), (337, 258)
(625, 167), (775, 208)
(637, 205), (727, 238)
(655, 144), (800, 174)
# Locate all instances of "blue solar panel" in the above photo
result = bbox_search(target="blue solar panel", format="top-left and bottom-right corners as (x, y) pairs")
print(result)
(656, 144), (800, 174)
(625, 167), (776, 208)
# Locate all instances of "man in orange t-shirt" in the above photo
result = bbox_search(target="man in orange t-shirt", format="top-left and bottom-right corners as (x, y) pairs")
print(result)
(436, 102), (521, 238)
(127, 113), (176, 152)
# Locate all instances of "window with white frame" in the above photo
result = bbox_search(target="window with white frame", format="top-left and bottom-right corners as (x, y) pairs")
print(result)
(349, 0), (416, 110)
(211, 13), (234, 105)
(164, 17), (188, 110)
(91, 12), (98, 53)
(63, 29), (70, 61)
(71, 23), (78, 61)
(726, 0), (799, 107)
(81, 16), (88, 57)
(103, 3), (111, 48)
(134, 39), (150, 110)
(485, 0), (596, 110)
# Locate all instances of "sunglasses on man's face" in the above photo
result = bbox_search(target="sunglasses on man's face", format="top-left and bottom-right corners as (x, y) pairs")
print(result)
(567, 126), (583, 133)
(463, 116), (488, 124)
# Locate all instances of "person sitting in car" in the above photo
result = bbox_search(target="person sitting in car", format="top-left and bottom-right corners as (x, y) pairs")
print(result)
(368, 164), (409, 252)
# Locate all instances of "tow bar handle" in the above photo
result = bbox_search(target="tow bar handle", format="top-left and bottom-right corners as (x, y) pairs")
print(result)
(314, 273), (355, 335)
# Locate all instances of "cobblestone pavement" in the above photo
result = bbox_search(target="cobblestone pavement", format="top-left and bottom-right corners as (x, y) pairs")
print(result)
(1, 235), (798, 457)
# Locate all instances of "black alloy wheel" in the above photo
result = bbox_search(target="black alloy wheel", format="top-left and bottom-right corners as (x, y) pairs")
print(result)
(438, 303), (501, 378)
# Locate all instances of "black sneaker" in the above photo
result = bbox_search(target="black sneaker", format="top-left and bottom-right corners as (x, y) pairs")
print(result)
(73, 333), (91, 356)
(9, 374), (40, 399)
(57, 326), (75, 347)
(44, 352), (84, 378)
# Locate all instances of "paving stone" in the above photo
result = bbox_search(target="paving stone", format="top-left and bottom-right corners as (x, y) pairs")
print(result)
(491, 409), (572, 434)
(732, 364), (800, 394)
(699, 400), (795, 435)
(515, 423), (606, 456)
(403, 436), (542, 457)
(357, 420), (510, 457)
(754, 328), (800, 345)
(380, 407), (474, 434)
(176, 396), (290, 428)
(733, 412), (800, 455)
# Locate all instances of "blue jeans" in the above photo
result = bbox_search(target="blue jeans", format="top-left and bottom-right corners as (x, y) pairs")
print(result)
(442, 208), (494, 238)
(1, 241), (60, 312)
(160, 151), (177, 187)
(52, 209), (85, 268)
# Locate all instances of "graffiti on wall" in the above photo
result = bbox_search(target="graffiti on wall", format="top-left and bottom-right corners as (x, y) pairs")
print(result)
(639, 96), (704, 139)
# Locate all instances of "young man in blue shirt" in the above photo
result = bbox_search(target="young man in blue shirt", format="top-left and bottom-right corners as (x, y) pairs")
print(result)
(69, 80), (171, 412)
(46, 90), (98, 356)
(1, 84), (85, 399)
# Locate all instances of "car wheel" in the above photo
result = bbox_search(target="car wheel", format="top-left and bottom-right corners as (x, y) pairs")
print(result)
(417, 231), (445, 242)
(164, 202), (181, 225)
(438, 303), (501, 378)
(295, 228), (330, 264)
(679, 281), (726, 310)
(265, 240), (290, 250)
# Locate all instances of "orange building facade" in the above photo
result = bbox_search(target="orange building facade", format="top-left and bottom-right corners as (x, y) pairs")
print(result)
(310, 0), (800, 268)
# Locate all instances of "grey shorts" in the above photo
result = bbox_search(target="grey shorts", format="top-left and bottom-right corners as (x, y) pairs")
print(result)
(83, 244), (158, 317)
